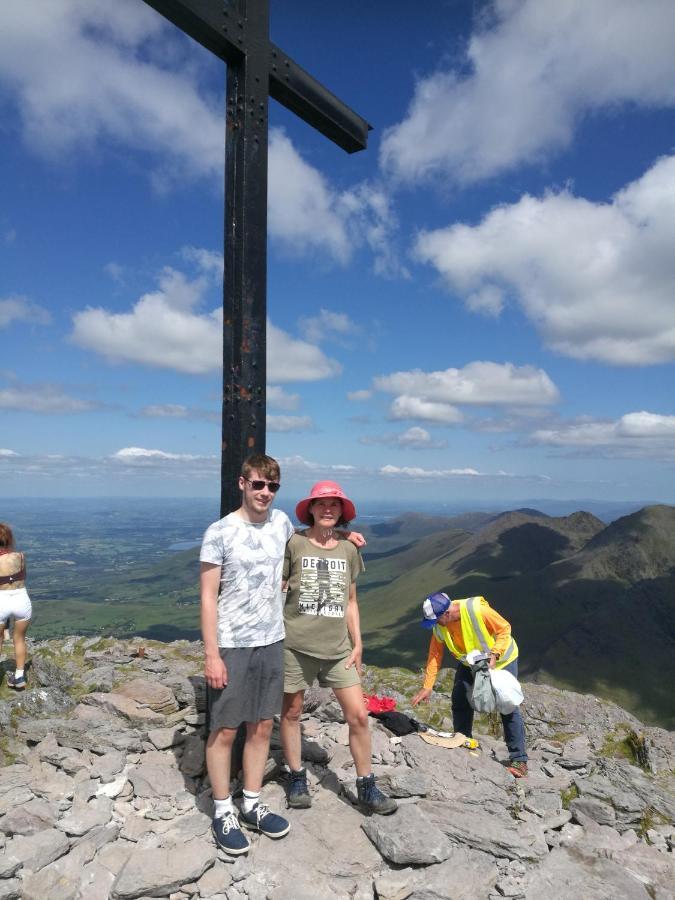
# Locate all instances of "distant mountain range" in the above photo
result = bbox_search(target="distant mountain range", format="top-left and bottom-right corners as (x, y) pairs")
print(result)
(358, 504), (675, 729)
(27, 503), (675, 728)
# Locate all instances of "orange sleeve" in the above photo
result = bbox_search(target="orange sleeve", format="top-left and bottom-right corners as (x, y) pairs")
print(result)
(480, 600), (512, 659)
(423, 633), (445, 689)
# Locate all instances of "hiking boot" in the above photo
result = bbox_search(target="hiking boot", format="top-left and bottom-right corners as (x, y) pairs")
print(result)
(7, 673), (26, 691)
(356, 774), (398, 816)
(507, 761), (528, 778)
(212, 811), (250, 855)
(287, 768), (312, 809)
(239, 802), (290, 839)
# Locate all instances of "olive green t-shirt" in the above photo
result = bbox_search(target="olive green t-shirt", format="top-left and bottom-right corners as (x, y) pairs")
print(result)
(283, 532), (365, 659)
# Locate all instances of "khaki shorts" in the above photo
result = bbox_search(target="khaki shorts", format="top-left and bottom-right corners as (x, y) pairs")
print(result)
(284, 646), (361, 693)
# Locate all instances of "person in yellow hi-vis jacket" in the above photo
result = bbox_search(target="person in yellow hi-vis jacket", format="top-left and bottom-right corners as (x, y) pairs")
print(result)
(411, 592), (528, 777)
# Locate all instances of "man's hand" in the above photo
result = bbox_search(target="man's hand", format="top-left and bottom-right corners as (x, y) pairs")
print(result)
(344, 645), (363, 675)
(411, 687), (432, 706)
(489, 653), (498, 670)
(205, 654), (228, 690)
(344, 530), (366, 548)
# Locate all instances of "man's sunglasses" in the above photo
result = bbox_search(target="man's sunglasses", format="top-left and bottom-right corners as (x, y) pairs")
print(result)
(245, 478), (281, 493)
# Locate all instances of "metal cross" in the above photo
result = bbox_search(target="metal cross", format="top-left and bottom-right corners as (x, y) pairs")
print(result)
(141, 0), (371, 515)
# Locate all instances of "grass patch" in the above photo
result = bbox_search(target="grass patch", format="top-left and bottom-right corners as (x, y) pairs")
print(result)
(561, 783), (579, 809)
(601, 727), (650, 770)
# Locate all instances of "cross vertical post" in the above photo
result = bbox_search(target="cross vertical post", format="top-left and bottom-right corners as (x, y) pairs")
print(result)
(140, 0), (371, 516)
(221, 0), (269, 515)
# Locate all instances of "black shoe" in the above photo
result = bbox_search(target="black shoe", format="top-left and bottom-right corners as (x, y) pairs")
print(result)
(239, 802), (290, 839)
(287, 768), (312, 809)
(212, 811), (250, 855)
(7, 673), (26, 691)
(356, 774), (397, 816)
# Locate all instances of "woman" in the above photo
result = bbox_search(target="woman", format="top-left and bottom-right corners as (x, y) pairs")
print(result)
(0, 523), (32, 690)
(279, 481), (396, 816)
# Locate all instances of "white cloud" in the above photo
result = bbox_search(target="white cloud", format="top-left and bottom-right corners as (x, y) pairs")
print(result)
(299, 309), (358, 345)
(267, 387), (300, 411)
(381, 464), (480, 478)
(0, 0), (223, 182)
(0, 380), (96, 413)
(181, 246), (223, 279)
(267, 322), (342, 384)
(0, 296), (51, 329)
(360, 426), (447, 449)
(381, 0), (675, 184)
(267, 415), (313, 433)
(0, 449), (19, 457)
(0, 5), (400, 270)
(72, 264), (342, 381)
(532, 411), (675, 459)
(140, 404), (189, 418)
(112, 447), (199, 463)
(348, 390), (372, 402)
(138, 404), (218, 422)
(415, 155), (675, 365)
(269, 131), (404, 274)
(389, 396), (464, 425)
(71, 268), (222, 374)
(375, 361), (558, 425)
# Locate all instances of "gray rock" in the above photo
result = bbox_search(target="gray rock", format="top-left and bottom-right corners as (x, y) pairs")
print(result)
(0, 880), (22, 900)
(421, 800), (549, 862)
(30, 656), (75, 691)
(82, 692), (167, 726)
(111, 840), (216, 899)
(116, 678), (179, 715)
(0, 798), (57, 835)
(7, 827), (70, 872)
(90, 748), (126, 782)
(16, 715), (144, 754)
(179, 734), (205, 777)
(569, 796), (616, 827)
(148, 727), (185, 751)
(56, 802), (113, 836)
(381, 770), (431, 798)
(128, 762), (186, 799)
(20, 864), (80, 900)
(362, 805), (452, 865)
(0, 856), (22, 878)
(81, 665), (115, 692)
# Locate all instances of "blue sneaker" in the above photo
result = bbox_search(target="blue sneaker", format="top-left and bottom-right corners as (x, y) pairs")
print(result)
(239, 802), (290, 839)
(7, 673), (26, 691)
(212, 811), (250, 855)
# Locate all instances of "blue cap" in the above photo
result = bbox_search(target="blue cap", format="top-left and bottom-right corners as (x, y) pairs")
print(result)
(421, 591), (451, 629)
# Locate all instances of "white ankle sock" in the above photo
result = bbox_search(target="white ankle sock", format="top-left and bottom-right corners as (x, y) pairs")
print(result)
(213, 796), (234, 818)
(242, 790), (260, 813)
(14, 669), (24, 679)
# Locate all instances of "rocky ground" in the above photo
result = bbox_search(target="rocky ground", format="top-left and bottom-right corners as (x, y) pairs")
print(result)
(0, 637), (673, 900)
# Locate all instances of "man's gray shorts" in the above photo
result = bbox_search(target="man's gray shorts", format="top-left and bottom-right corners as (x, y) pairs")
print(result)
(207, 640), (283, 731)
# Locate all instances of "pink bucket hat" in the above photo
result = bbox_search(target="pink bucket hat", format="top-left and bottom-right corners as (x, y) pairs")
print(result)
(295, 480), (357, 525)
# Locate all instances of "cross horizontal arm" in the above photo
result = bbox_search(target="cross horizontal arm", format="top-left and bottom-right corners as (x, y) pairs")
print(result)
(142, 0), (371, 152)
(269, 43), (370, 153)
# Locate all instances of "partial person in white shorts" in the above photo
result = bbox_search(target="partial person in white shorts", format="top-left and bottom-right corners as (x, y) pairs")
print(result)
(0, 522), (32, 690)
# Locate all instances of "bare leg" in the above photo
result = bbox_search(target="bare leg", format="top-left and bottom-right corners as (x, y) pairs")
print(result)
(333, 685), (372, 777)
(12, 618), (29, 671)
(242, 719), (274, 793)
(280, 691), (305, 771)
(206, 726), (238, 800)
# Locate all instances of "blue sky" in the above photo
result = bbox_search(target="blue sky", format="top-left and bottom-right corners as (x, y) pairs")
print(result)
(1, 0), (675, 506)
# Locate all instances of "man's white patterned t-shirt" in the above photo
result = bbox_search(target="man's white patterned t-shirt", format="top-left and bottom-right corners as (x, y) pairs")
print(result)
(200, 509), (294, 648)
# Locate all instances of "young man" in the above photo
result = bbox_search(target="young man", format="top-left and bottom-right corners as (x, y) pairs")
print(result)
(411, 592), (528, 777)
(200, 454), (294, 855)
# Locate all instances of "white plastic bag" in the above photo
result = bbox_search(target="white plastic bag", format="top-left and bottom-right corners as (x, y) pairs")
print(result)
(489, 668), (524, 714)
